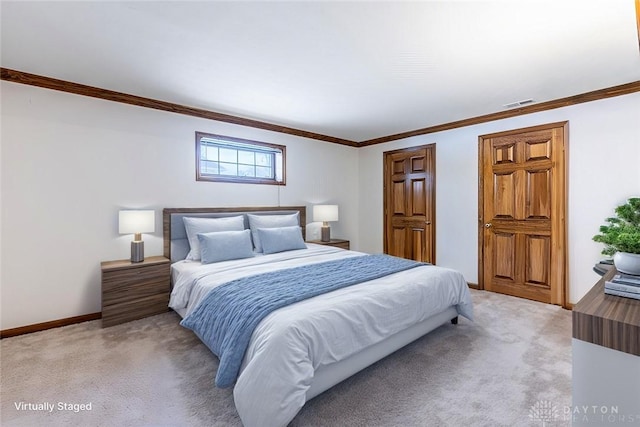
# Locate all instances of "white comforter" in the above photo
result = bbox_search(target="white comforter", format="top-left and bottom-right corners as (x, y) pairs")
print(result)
(170, 244), (473, 427)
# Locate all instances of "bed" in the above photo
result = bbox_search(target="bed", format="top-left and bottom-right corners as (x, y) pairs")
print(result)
(163, 206), (473, 427)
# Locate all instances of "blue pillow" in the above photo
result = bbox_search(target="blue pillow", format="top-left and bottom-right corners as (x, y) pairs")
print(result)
(257, 226), (307, 255)
(197, 229), (254, 264)
(247, 213), (299, 252)
(183, 215), (245, 261)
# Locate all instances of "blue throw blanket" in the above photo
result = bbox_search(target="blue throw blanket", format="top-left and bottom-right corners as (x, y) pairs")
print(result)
(180, 254), (426, 388)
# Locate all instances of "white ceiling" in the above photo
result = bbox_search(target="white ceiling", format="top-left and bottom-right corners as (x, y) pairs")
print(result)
(2, 1), (639, 142)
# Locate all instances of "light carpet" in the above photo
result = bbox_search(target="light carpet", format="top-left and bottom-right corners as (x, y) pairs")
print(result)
(1, 289), (572, 426)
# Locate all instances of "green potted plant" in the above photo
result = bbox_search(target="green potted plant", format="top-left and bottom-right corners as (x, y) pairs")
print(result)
(593, 197), (640, 275)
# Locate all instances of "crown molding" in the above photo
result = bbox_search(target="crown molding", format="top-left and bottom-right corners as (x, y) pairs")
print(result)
(3, 68), (639, 148)
(359, 80), (640, 146)
(0, 68), (359, 147)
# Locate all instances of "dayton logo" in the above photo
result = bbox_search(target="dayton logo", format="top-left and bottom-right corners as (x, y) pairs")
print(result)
(529, 400), (559, 426)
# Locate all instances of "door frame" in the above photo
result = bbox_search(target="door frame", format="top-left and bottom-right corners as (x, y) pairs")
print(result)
(477, 121), (569, 308)
(383, 143), (436, 263)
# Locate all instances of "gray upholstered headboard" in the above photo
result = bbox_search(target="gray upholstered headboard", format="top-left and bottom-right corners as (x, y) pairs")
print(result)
(163, 206), (307, 263)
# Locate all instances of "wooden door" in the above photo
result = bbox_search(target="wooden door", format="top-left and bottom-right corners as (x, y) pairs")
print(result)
(384, 145), (435, 263)
(479, 122), (567, 306)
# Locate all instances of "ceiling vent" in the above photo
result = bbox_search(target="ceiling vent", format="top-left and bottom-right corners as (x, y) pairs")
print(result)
(503, 99), (534, 109)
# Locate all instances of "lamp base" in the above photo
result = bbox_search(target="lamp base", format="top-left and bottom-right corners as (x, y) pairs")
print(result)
(321, 225), (331, 242)
(131, 241), (144, 263)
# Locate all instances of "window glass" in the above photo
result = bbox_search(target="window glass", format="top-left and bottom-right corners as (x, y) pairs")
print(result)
(238, 150), (255, 166)
(196, 132), (286, 185)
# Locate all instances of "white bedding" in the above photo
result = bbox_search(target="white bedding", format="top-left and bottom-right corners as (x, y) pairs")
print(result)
(170, 244), (473, 427)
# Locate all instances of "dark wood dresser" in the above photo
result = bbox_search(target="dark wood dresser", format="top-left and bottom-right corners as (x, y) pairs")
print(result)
(572, 268), (640, 422)
(573, 267), (640, 356)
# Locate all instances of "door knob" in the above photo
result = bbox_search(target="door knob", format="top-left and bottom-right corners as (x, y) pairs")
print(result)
(485, 223), (492, 228)
(425, 221), (431, 225)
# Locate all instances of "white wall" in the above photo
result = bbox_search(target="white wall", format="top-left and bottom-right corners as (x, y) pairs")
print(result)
(0, 82), (359, 329)
(358, 92), (640, 304)
(2, 82), (638, 330)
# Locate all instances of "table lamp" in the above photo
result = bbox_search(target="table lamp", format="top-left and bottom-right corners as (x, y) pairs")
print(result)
(119, 210), (155, 262)
(313, 204), (339, 242)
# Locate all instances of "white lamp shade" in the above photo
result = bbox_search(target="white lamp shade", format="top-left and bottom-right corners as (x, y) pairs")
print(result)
(119, 210), (155, 234)
(313, 205), (339, 222)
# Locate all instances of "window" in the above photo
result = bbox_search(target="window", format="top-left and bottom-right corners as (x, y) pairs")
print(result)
(196, 132), (285, 185)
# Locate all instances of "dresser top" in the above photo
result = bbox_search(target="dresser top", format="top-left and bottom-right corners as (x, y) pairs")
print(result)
(101, 255), (170, 271)
(572, 268), (640, 356)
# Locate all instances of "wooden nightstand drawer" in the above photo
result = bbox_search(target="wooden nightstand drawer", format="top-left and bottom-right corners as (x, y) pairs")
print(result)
(102, 266), (169, 294)
(101, 293), (170, 328)
(101, 256), (170, 328)
(102, 264), (169, 288)
(102, 278), (169, 307)
(307, 239), (350, 250)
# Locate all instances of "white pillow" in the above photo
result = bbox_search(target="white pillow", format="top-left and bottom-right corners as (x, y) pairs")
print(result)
(183, 216), (245, 261)
(257, 226), (307, 255)
(197, 230), (254, 264)
(247, 213), (299, 252)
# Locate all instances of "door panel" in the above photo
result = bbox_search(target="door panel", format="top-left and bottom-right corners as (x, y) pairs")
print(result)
(494, 172), (516, 218)
(411, 228), (425, 263)
(493, 143), (515, 164)
(525, 235), (550, 286)
(480, 123), (567, 306)
(390, 226), (406, 258)
(392, 159), (405, 174)
(493, 232), (516, 280)
(384, 145), (435, 263)
(526, 169), (551, 219)
(392, 180), (406, 215)
(411, 178), (426, 216)
(411, 156), (426, 173)
(525, 138), (552, 161)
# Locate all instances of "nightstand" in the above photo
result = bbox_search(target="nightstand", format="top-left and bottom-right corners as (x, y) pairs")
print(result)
(307, 239), (350, 250)
(101, 256), (171, 328)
